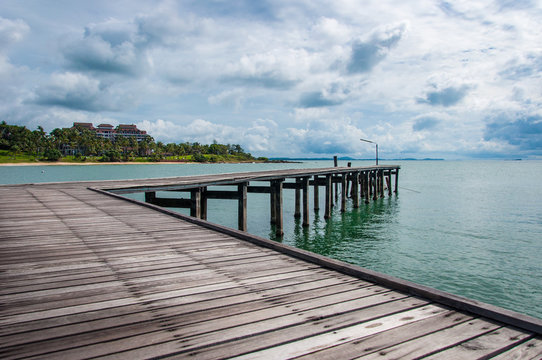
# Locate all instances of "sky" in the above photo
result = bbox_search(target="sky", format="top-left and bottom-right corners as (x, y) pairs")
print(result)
(1, 0), (542, 159)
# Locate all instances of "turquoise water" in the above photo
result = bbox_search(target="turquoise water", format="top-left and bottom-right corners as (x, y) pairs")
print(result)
(1, 160), (541, 319)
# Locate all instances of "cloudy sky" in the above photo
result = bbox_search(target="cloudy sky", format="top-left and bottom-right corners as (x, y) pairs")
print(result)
(1, 0), (541, 159)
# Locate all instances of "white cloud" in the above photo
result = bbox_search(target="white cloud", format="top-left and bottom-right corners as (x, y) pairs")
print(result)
(0, 17), (29, 50)
(136, 118), (279, 154)
(208, 89), (245, 111)
(223, 49), (311, 89)
(312, 17), (352, 44)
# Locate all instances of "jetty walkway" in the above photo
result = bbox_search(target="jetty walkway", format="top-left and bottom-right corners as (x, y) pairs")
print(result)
(1, 166), (541, 359)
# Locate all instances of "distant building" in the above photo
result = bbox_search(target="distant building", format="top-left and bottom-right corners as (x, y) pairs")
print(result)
(115, 124), (149, 142)
(72, 122), (95, 131)
(71, 122), (150, 142)
(95, 124), (115, 141)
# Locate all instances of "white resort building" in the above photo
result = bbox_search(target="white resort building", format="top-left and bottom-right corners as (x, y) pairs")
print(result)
(72, 122), (150, 142)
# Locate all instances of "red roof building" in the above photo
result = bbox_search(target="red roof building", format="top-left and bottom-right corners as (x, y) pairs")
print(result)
(71, 122), (150, 142)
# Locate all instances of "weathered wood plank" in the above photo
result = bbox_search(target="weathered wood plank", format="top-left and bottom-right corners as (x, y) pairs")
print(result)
(421, 326), (533, 359)
(45, 296), (426, 359)
(490, 337), (542, 359)
(293, 310), (473, 360)
(1, 277), (357, 341)
(0, 285), (392, 357)
(232, 304), (449, 360)
(357, 317), (502, 359)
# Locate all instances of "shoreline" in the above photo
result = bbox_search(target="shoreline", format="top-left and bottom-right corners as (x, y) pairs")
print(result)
(0, 161), (197, 166)
(0, 160), (280, 166)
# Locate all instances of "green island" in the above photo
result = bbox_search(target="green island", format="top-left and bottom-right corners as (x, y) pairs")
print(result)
(0, 121), (270, 164)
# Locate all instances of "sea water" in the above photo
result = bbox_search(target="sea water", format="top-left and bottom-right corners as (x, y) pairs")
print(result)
(1, 160), (541, 319)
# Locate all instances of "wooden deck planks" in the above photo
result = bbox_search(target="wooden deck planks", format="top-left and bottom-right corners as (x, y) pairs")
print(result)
(1, 176), (540, 359)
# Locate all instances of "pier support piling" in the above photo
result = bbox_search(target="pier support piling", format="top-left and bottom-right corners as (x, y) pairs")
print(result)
(378, 170), (384, 198)
(387, 170), (392, 197)
(145, 191), (156, 203)
(341, 173), (347, 212)
(190, 188), (202, 218)
(238, 183), (247, 231)
(294, 179), (301, 218)
(313, 175), (319, 211)
(395, 169), (399, 193)
(334, 156), (338, 203)
(302, 177), (310, 227)
(325, 174), (332, 219)
(271, 179), (284, 236)
(352, 171), (360, 208)
(372, 171), (378, 201)
(364, 172), (370, 204)
(201, 188), (208, 220)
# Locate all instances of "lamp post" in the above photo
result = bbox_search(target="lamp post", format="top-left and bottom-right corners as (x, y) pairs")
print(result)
(360, 138), (378, 165)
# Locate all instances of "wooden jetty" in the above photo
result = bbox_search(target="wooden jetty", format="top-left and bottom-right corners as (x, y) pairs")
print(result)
(1, 166), (541, 359)
(105, 166), (400, 236)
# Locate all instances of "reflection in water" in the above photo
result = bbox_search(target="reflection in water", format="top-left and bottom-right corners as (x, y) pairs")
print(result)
(275, 195), (400, 268)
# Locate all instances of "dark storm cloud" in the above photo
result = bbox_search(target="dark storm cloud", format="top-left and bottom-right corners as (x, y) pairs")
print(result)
(63, 20), (147, 76)
(221, 73), (298, 90)
(484, 114), (542, 151)
(417, 85), (470, 107)
(413, 117), (440, 131)
(297, 81), (352, 108)
(298, 91), (344, 108)
(346, 23), (406, 74)
(30, 73), (134, 112)
(184, 0), (277, 21)
(34, 96), (102, 112)
(64, 44), (139, 75)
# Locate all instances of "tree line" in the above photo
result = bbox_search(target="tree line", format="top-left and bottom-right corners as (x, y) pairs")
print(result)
(0, 121), (260, 162)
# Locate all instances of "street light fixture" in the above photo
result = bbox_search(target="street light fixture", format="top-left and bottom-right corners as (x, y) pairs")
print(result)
(360, 138), (378, 165)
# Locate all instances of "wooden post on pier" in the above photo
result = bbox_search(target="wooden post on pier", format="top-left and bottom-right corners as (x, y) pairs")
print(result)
(302, 177), (309, 227)
(145, 191), (156, 203)
(325, 174), (332, 219)
(341, 173), (347, 212)
(271, 179), (284, 236)
(190, 188), (201, 218)
(379, 170), (384, 198)
(238, 183), (247, 231)
(364, 171), (370, 204)
(387, 170), (392, 197)
(395, 169), (399, 193)
(270, 184), (276, 224)
(313, 175), (319, 211)
(334, 156), (338, 203)
(352, 171), (360, 208)
(360, 172), (365, 200)
(201, 188), (208, 220)
(372, 171), (378, 201)
(347, 163), (352, 198)
(294, 178), (301, 218)
(379, 170), (385, 198)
